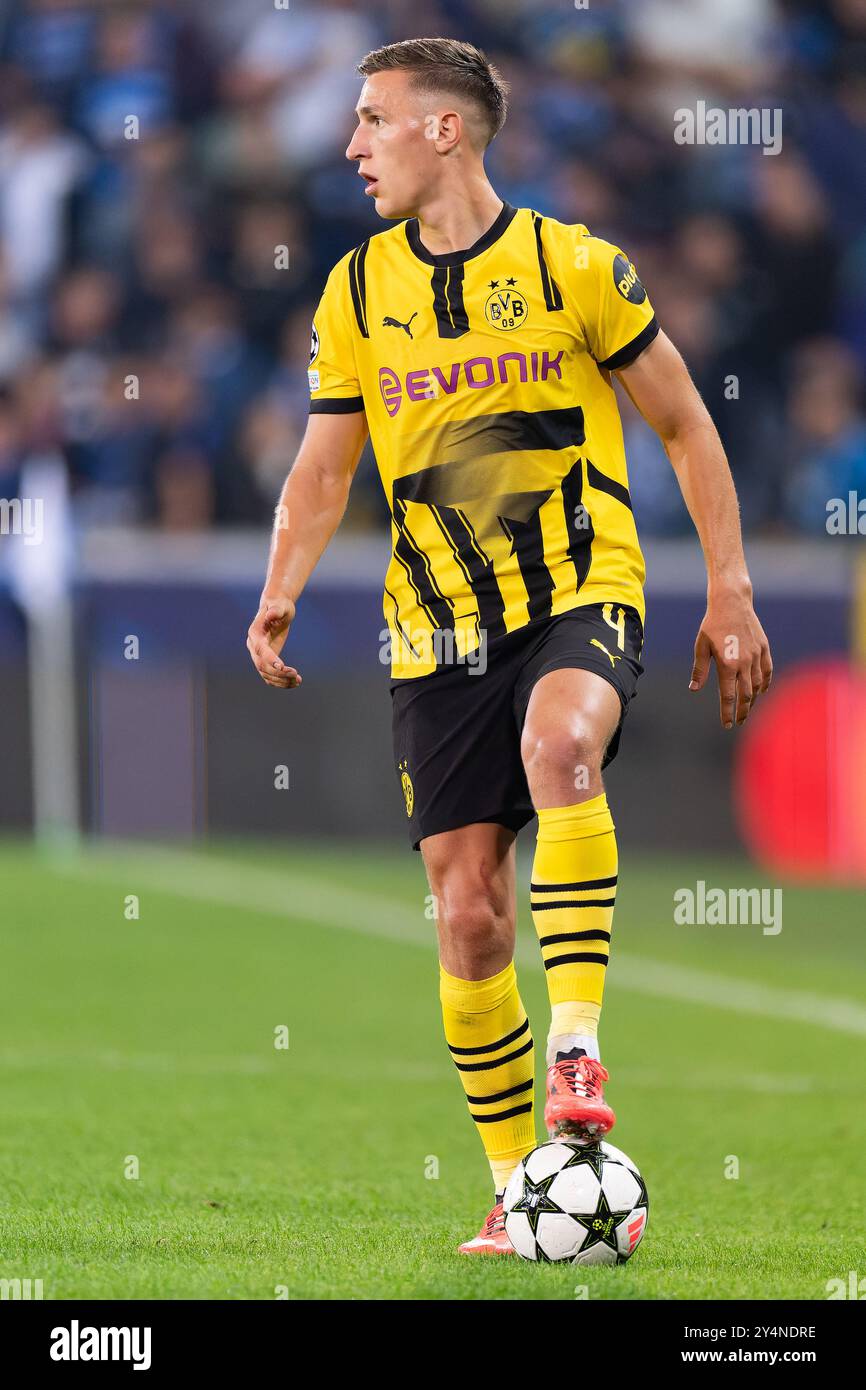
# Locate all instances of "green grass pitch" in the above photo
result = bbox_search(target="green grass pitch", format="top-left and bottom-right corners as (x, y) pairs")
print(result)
(0, 837), (863, 1300)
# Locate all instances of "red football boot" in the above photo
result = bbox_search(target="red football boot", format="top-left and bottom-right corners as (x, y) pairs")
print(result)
(457, 1200), (516, 1256)
(544, 1051), (615, 1142)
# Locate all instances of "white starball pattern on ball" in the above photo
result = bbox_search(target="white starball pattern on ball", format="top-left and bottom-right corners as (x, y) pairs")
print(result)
(503, 1139), (648, 1264)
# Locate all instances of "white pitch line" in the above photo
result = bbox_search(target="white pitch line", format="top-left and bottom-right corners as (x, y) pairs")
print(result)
(55, 843), (429, 948)
(580, 953), (866, 1040)
(50, 844), (866, 1040)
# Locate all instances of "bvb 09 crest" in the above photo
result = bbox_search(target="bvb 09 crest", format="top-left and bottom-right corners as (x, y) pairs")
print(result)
(398, 759), (414, 817)
(484, 284), (528, 332)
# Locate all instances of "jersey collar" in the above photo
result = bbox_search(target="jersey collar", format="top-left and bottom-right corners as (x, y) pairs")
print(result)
(404, 200), (518, 268)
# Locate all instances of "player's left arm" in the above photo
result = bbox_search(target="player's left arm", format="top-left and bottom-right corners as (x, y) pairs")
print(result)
(615, 329), (773, 729)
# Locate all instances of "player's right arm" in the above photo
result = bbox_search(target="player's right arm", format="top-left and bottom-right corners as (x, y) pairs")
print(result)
(247, 409), (368, 689)
(248, 251), (367, 689)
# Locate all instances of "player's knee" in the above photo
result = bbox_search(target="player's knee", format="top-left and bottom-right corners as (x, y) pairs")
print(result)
(521, 723), (604, 785)
(439, 878), (507, 941)
(432, 867), (512, 975)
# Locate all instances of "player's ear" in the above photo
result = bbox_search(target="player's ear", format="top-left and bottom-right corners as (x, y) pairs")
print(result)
(429, 109), (462, 152)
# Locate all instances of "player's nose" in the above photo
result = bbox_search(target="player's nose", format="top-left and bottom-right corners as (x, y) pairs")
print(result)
(345, 128), (366, 161)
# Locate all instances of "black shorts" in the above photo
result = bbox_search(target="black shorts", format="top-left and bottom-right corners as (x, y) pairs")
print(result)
(390, 603), (644, 849)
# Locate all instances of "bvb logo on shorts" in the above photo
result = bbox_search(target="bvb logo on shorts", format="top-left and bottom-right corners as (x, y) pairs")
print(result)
(398, 759), (414, 817)
(484, 282), (528, 332)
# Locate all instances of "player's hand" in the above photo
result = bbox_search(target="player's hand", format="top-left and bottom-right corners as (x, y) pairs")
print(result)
(689, 588), (772, 729)
(246, 596), (302, 689)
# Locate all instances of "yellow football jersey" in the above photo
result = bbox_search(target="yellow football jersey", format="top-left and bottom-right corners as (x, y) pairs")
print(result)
(308, 202), (657, 679)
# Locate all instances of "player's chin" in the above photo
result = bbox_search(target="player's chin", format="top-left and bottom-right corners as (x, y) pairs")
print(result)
(371, 193), (410, 221)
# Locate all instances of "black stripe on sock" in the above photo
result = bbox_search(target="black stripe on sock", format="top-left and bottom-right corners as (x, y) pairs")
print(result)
(531, 898), (616, 911)
(470, 1102), (534, 1124)
(452, 1038), (534, 1072)
(530, 876), (618, 892)
(447, 1016), (529, 1057)
(538, 930), (612, 947)
(543, 952), (609, 971)
(464, 1079), (534, 1105)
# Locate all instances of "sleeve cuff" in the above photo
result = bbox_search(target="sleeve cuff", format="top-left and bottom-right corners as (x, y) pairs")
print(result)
(309, 396), (365, 414)
(598, 316), (660, 371)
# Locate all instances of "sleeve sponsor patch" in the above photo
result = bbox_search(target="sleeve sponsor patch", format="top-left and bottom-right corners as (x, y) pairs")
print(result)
(612, 252), (647, 304)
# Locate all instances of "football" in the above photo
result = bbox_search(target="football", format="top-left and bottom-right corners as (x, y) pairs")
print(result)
(503, 1140), (648, 1264)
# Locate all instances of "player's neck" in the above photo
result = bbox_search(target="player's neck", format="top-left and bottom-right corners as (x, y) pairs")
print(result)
(411, 180), (504, 258)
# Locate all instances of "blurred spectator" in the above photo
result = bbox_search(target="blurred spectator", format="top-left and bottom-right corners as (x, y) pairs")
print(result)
(749, 153), (839, 375)
(167, 286), (268, 445)
(220, 0), (380, 174)
(0, 385), (23, 501)
(228, 199), (312, 352)
(75, 4), (175, 152)
(782, 339), (866, 531)
(0, 99), (89, 301)
(4, 2), (97, 114)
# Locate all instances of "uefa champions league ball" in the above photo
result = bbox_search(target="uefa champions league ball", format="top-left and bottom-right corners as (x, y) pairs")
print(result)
(503, 1140), (648, 1264)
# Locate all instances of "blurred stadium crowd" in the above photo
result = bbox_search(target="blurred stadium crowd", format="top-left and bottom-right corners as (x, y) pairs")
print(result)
(0, 0), (864, 536)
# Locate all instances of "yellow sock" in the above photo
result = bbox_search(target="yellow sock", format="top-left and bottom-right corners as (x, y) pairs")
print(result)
(440, 961), (536, 1191)
(531, 794), (617, 1061)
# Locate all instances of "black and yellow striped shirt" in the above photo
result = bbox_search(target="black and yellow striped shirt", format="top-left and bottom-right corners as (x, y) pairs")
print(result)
(308, 202), (657, 678)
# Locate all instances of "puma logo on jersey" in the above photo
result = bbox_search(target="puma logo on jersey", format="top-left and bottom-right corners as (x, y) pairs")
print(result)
(383, 312), (418, 339)
(590, 638), (623, 668)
